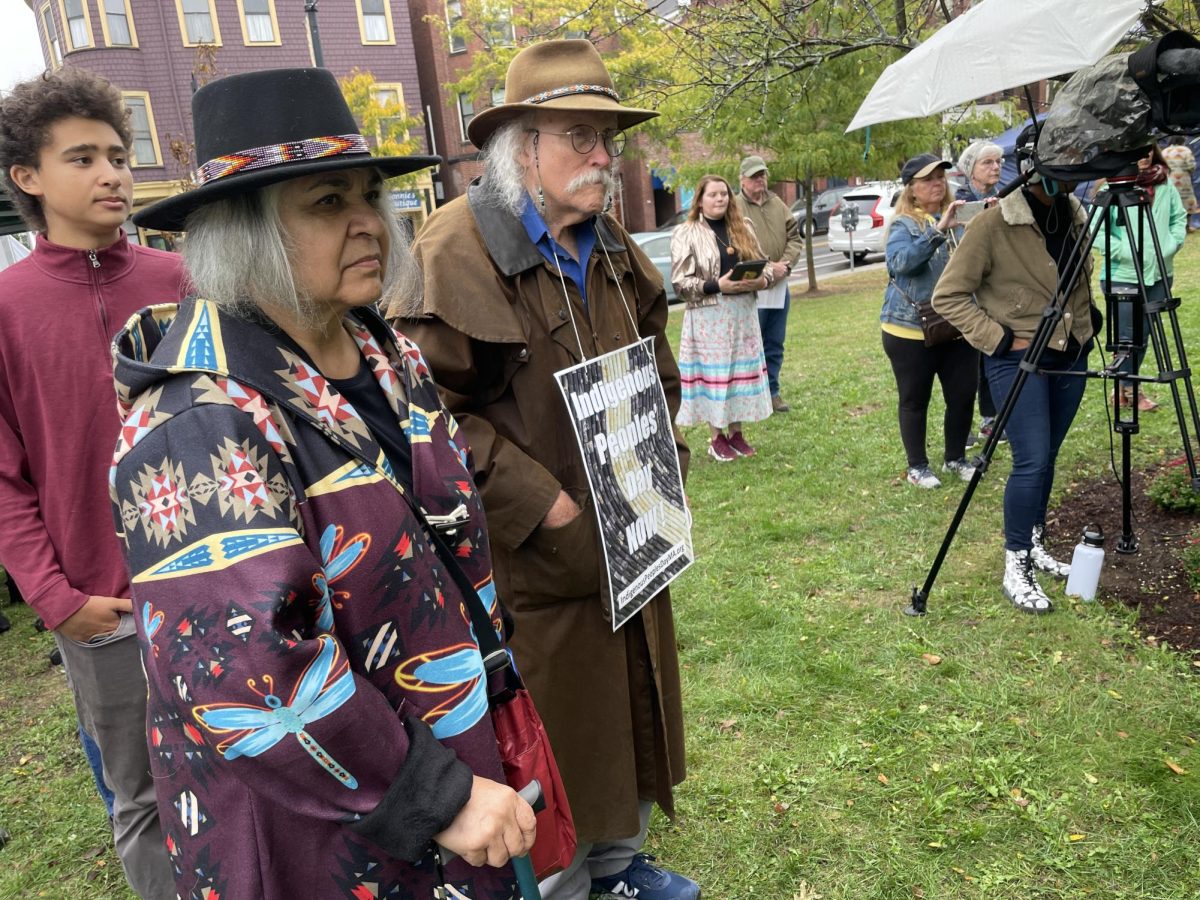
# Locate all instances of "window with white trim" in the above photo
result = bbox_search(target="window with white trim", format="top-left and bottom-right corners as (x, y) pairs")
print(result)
(483, 1), (513, 47)
(457, 93), (475, 142)
(445, 0), (465, 53)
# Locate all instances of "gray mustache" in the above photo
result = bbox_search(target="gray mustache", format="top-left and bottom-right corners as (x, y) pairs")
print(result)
(566, 169), (617, 194)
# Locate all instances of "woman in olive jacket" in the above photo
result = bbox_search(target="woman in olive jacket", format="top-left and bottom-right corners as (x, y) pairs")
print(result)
(932, 176), (1095, 615)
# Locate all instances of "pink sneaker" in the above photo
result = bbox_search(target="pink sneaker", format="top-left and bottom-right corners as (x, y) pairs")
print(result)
(708, 433), (737, 461)
(727, 431), (755, 457)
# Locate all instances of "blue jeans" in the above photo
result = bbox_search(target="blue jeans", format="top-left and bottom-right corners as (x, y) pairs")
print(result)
(984, 347), (1089, 551)
(79, 723), (115, 817)
(757, 289), (790, 397)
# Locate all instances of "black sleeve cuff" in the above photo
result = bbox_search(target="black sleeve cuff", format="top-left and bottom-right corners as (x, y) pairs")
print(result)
(993, 326), (1015, 356)
(703, 279), (720, 295)
(346, 715), (474, 862)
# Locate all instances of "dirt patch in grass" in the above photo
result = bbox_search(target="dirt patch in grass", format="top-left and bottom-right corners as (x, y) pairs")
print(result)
(1052, 464), (1200, 653)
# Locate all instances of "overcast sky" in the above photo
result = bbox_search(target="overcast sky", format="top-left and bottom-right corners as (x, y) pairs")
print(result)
(1, 1), (50, 94)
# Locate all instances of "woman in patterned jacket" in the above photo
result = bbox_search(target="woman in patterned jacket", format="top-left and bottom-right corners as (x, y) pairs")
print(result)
(111, 68), (534, 899)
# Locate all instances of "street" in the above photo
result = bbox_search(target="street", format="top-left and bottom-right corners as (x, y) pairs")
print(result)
(797, 234), (886, 282)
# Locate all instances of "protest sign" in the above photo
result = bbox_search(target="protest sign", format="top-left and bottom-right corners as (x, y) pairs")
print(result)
(554, 337), (693, 630)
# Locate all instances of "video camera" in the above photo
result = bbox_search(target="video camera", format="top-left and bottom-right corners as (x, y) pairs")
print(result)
(1022, 30), (1200, 183)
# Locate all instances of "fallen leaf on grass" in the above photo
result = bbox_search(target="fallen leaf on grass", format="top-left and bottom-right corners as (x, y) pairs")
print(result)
(793, 883), (822, 900)
(1165, 759), (1189, 775)
(921, 653), (942, 666)
(877, 773), (889, 785)
(1069, 833), (1087, 842)
(1084, 772), (1099, 784)
(1116, 731), (1130, 739)
(81, 846), (105, 860)
(1107, 690), (1123, 700)
(717, 718), (737, 733)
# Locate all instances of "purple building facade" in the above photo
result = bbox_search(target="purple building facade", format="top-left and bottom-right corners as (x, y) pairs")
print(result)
(25, 0), (434, 241)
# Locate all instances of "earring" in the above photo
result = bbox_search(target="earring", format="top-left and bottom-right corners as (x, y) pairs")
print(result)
(537, 186), (545, 210)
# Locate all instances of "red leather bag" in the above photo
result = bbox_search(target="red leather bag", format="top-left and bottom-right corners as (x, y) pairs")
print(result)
(489, 680), (577, 878)
(417, 508), (576, 879)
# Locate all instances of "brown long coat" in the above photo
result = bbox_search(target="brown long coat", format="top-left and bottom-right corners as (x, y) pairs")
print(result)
(390, 185), (690, 842)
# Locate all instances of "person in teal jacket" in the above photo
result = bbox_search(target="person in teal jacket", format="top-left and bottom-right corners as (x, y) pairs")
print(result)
(1099, 144), (1186, 411)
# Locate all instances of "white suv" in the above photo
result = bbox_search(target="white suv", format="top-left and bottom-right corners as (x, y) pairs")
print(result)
(827, 181), (903, 262)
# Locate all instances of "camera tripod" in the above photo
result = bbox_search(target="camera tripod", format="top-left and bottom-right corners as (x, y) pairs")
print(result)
(906, 175), (1200, 616)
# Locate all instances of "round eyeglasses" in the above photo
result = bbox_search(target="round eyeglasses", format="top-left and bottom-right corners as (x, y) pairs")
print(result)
(533, 125), (627, 157)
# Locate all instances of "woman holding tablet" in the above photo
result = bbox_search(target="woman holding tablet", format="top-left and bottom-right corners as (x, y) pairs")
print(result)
(671, 174), (774, 461)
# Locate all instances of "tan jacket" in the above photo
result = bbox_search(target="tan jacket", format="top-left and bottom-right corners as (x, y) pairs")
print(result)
(736, 190), (804, 267)
(932, 189), (1094, 355)
(391, 185), (689, 842)
(669, 217), (770, 309)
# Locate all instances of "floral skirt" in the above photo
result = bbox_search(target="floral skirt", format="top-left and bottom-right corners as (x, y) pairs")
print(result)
(676, 294), (772, 428)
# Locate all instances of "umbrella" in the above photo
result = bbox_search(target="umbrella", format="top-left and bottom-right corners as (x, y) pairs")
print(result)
(846, 0), (1145, 132)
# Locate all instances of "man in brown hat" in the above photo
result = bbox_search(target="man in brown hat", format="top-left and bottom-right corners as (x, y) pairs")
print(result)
(392, 39), (698, 900)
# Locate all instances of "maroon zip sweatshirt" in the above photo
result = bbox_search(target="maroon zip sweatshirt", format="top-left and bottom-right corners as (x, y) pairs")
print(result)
(0, 233), (187, 630)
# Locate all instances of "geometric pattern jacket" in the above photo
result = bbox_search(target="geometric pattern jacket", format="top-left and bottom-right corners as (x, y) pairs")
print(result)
(110, 297), (518, 900)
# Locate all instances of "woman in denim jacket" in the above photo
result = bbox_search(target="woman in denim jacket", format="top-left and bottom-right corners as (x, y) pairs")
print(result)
(881, 154), (977, 489)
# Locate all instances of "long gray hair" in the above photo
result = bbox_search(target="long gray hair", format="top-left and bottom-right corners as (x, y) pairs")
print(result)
(481, 115), (536, 216)
(181, 170), (422, 330)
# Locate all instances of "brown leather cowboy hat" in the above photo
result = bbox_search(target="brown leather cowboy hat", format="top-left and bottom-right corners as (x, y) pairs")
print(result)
(466, 39), (658, 149)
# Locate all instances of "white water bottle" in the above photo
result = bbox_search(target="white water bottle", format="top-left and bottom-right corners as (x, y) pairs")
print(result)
(1065, 524), (1105, 602)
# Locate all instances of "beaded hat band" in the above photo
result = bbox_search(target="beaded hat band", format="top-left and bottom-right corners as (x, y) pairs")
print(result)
(522, 84), (622, 106)
(195, 134), (370, 186)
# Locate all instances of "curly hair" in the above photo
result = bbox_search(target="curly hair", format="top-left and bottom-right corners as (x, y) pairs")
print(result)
(0, 68), (132, 232)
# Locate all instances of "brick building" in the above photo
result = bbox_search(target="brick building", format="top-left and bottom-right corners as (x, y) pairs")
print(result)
(403, 0), (676, 232)
(24, 0), (435, 243)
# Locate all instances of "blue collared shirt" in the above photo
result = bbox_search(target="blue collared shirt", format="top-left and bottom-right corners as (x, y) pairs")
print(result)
(519, 196), (597, 306)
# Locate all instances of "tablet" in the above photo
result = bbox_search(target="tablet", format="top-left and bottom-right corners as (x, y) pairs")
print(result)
(730, 259), (768, 281)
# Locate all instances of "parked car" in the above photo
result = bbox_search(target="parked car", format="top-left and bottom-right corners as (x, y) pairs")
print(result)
(655, 210), (688, 232)
(791, 185), (857, 237)
(630, 230), (679, 304)
(826, 182), (902, 262)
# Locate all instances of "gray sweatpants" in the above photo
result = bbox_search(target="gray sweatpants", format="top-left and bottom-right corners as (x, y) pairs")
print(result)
(539, 800), (652, 900)
(54, 613), (174, 899)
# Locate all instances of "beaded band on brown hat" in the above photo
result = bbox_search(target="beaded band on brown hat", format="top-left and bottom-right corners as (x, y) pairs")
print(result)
(195, 134), (371, 185)
(521, 84), (621, 105)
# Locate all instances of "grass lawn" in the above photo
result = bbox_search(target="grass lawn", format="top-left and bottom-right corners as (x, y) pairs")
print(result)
(4, 241), (1200, 898)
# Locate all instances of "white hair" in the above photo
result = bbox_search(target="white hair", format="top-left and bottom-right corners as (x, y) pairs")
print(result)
(480, 114), (622, 216)
(481, 115), (536, 216)
(957, 141), (1004, 180)
(181, 169), (422, 331)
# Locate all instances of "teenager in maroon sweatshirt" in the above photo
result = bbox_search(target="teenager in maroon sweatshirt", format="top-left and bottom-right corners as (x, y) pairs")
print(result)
(0, 68), (185, 898)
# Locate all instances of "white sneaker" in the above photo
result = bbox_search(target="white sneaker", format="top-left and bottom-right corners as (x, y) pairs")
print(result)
(1003, 549), (1053, 614)
(942, 458), (977, 483)
(1031, 525), (1071, 578)
(906, 465), (942, 489)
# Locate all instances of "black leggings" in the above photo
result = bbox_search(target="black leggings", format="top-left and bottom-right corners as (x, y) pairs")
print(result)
(882, 331), (979, 468)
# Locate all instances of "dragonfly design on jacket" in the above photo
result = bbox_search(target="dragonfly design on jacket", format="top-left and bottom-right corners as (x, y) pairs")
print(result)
(312, 524), (371, 632)
(193, 635), (359, 788)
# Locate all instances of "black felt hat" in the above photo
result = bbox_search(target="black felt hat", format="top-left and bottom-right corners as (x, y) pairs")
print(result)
(133, 68), (439, 232)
